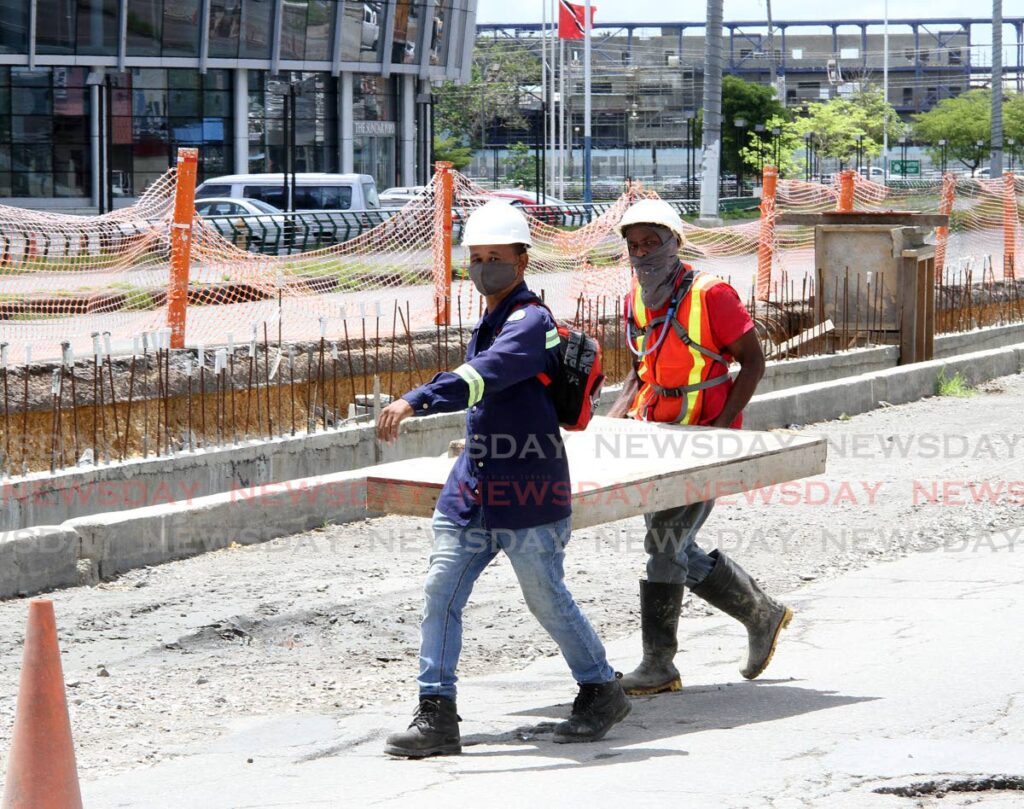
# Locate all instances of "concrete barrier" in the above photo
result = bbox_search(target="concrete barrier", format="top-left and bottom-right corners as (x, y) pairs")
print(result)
(0, 526), (80, 599)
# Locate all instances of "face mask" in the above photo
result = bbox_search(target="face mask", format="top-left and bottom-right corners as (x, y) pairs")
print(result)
(468, 261), (520, 296)
(628, 227), (682, 309)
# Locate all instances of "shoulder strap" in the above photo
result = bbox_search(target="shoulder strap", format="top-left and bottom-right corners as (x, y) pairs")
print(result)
(668, 274), (728, 365)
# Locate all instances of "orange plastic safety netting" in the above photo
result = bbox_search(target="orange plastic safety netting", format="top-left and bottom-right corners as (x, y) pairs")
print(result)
(0, 165), (1020, 365)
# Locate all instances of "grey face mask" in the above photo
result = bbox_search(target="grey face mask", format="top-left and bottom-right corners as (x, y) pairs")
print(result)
(628, 226), (682, 309)
(468, 261), (520, 296)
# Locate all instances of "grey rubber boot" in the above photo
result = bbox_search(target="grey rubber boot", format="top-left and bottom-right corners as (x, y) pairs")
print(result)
(552, 679), (631, 743)
(690, 550), (793, 680)
(618, 580), (686, 696)
(384, 696), (462, 758)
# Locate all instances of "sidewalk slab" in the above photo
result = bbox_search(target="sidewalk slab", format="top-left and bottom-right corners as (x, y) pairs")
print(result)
(81, 530), (1024, 809)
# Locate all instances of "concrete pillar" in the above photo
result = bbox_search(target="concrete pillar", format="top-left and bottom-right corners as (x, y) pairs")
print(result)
(233, 68), (249, 173)
(340, 72), (354, 173)
(89, 69), (102, 209)
(401, 74), (416, 186)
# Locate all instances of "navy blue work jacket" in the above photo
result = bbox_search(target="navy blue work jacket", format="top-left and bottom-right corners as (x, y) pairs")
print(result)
(402, 282), (572, 530)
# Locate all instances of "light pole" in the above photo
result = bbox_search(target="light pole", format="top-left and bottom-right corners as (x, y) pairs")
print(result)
(627, 103), (639, 184)
(754, 123), (765, 178)
(734, 117), (747, 195)
(1008, 138), (1016, 172)
(685, 112), (696, 199)
(938, 138), (947, 174)
(771, 126), (781, 169)
(977, 139), (985, 176)
(899, 135), (908, 177)
(804, 132), (813, 182)
(856, 134), (864, 175)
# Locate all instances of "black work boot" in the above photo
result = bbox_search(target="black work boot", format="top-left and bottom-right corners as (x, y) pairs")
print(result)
(618, 580), (686, 696)
(552, 679), (631, 744)
(384, 696), (462, 758)
(690, 550), (793, 680)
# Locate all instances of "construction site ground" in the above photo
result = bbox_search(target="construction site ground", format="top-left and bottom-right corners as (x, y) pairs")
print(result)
(1, 372), (1023, 807)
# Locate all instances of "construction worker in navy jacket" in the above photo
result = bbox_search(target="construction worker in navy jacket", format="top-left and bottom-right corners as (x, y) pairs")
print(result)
(376, 200), (629, 758)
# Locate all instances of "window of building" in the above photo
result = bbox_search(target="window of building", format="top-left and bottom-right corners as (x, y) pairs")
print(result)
(76, 0), (120, 55)
(339, 0), (383, 63)
(127, 0), (164, 56)
(739, 48), (753, 59)
(948, 49), (962, 65)
(0, 0), (29, 54)
(163, 0), (200, 56)
(208, 0), (242, 58)
(840, 48), (859, 59)
(249, 71), (339, 176)
(36, 0), (78, 54)
(791, 48), (803, 60)
(902, 87), (914, 105)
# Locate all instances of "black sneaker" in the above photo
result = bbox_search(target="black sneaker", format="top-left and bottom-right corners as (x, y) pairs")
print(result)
(384, 696), (462, 758)
(552, 680), (631, 744)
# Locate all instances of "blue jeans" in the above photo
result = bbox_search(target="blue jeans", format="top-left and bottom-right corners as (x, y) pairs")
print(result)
(418, 508), (616, 700)
(644, 499), (717, 587)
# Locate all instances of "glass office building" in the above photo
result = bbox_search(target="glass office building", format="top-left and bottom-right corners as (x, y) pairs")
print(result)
(0, 0), (477, 206)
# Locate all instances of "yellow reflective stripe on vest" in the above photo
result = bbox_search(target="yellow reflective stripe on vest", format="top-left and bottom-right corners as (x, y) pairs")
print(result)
(680, 274), (717, 424)
(454, 363), (485, 407)
(632, 283), (648, 328)
(545, 327), (560, 349)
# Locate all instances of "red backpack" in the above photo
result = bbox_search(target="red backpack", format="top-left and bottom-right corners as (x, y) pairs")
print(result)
(507, 299), (605, 431)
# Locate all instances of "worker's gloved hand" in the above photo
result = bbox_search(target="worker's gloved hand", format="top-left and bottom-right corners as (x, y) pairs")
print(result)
(377, 399), (414, 442)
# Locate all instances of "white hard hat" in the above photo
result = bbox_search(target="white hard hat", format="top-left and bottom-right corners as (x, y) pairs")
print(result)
(617, 199), (686, 245)
(462, 199), (533, 248)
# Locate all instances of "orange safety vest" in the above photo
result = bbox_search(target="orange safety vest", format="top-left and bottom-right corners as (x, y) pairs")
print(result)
(626, 267), (732, 424)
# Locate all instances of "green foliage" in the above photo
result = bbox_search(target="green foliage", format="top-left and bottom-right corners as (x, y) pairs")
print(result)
(433, 135), (474, 170)
(791, 89), (905, 167)
(433, 42), (541, 148)
(739, 114), (802, 178)
(695, 76), (789, 176)
(739, 87), (903, 176)
(936, 369), (976, 398)
(913, 90), (1024, 175)
(504, 142), (536, 189)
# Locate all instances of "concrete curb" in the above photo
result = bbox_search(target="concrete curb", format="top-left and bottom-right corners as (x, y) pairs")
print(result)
(0, 526), (81, 598)
(2, 341), (1022, 601)
(744, 343), (1024, 430)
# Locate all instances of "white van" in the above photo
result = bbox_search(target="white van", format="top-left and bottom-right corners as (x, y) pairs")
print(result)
(196, 173), (381, 211)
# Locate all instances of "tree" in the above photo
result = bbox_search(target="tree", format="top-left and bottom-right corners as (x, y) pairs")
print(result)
(741, 87), (903, 177)
(695, 76), (789, 179)
(432, 42), (541, 148)
(503, 142), (536, 189)
(913, 89), (1024, 175)
(739, 115), (802, 178)
(432, 135), (473, 170)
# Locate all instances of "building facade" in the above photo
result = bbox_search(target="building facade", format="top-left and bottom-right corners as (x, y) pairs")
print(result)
(478, 18), (1022, 151)
(0, 0), (478, 207)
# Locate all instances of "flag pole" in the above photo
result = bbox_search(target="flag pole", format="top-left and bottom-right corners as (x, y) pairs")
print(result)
(583, 0), (592, 204)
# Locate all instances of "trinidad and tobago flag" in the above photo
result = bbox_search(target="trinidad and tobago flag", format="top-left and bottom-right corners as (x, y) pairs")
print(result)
(558, 0), (595, 40)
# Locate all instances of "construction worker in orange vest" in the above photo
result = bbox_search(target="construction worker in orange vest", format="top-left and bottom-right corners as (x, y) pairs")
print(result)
(608, 199), (793, 695)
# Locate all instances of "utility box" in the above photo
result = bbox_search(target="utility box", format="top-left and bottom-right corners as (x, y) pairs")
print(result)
(777, 212), (947, 364)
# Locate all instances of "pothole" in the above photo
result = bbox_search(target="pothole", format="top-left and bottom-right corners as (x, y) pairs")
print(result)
(874, 776), (1024, 798)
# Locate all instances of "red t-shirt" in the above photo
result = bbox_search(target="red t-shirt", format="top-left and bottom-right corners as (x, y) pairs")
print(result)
(628, 276), (754, 428)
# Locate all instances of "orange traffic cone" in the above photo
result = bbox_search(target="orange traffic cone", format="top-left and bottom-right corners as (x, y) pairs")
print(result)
(1, 600), (82, 809)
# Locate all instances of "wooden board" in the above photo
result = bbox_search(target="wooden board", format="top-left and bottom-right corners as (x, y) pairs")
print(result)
(365, 416), (827, 529)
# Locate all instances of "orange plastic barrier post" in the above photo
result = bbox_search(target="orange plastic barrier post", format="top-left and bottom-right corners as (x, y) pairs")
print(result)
(1004, 172), (1017, 280)
(1, 600), (83, 809)
(167, 147), (199, 349)
(836, 169), (856, 212)
(934, 172), (956, 281)
(756, 166), (778, 302)
(433, 161), (453, 325)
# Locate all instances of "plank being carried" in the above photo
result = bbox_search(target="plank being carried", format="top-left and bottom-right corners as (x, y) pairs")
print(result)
(366, 416), (827, 529)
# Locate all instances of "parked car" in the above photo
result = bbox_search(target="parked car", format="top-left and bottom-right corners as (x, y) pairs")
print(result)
(196, 173), (381, 211)
(194, 197), (286, 251)
(858, 166), (885, 181)
(379, 186), (427, 207)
